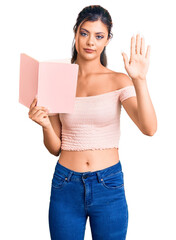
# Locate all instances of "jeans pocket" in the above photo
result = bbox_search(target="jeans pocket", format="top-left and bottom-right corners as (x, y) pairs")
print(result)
(101, 170), (124, 190)
(51, 172), (67, 189)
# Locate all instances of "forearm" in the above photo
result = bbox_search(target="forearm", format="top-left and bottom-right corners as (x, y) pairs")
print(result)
(42, 124), (61, 156)
(132, 78), (157, 135)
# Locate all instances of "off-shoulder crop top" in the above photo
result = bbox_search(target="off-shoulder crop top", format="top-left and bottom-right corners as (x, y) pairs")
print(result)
(49, 85), (136, 151)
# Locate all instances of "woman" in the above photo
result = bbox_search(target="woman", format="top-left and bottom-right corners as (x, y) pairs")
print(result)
(28, 5), (157, 240)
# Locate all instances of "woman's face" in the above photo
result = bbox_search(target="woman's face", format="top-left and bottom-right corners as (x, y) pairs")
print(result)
(75, 20), (110, 61)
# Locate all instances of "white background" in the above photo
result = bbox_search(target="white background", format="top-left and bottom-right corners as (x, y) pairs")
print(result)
(1, 0), (176, 239)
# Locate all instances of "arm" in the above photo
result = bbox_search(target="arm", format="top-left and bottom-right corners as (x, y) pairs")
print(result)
(121, 77), (157, 135)
(132, 78), (157, 135)
(121, 34), (157, 136)
(43, 114), (62, 156)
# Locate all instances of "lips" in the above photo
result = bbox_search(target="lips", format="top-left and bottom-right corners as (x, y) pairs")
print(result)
(84, 48), (95, 53)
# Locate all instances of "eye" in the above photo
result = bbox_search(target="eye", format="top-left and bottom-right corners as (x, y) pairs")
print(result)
(80, 32), (104, 40)
(96, 35), (104, 39)
(80, 32), (87, 36)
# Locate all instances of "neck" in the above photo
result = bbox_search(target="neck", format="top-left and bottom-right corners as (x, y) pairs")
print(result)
(75, 55), (104, 77)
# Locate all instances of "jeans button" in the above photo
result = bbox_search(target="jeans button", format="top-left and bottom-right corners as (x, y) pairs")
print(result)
(83, 175), (88, 179)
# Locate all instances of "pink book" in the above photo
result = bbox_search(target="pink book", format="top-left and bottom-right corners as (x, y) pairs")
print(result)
(19, 53), (79, 114)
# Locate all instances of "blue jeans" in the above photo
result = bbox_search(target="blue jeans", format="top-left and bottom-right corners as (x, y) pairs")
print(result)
(48, 160), (128, 240)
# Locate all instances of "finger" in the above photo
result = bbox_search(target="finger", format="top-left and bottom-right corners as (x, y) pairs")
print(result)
(35, 110), (48, 118)
(32, 109), (47, 118)
(131, 36), (135, 59)
(140, 37), (145, 55)
(35, 106), (48, 111)
(122, 52), (129, 69)
(145, 45), (151, 60)
(136, 34), (141, 54)
(29, 106), (46, 114)
(29, 97), (37, 109)
(29, 107), (48, 116)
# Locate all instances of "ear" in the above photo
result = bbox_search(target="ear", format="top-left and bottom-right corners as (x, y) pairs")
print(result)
(105, 38), (110, 47)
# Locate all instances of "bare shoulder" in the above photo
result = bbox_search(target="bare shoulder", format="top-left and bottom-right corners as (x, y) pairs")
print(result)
(110, 71), (134, 89)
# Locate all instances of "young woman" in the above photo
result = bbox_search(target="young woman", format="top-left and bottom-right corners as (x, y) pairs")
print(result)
(28, 5), (157, 240)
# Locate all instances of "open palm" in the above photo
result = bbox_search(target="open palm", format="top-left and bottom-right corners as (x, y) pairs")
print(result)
(122, 34), (151, 81)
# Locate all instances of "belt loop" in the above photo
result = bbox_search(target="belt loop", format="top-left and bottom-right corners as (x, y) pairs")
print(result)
(96, 172), (103, 183)
(65, 172), (73, 182)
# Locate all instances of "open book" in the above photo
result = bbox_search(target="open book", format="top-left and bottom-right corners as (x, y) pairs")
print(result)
(19, 53), (79, 114)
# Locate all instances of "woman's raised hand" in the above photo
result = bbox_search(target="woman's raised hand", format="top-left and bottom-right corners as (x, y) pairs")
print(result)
(121, 34), (151, 81)
(28, 97), (51, 129)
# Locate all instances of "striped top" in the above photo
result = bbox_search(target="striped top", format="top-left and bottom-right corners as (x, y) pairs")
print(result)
(50, 85), (136, 151)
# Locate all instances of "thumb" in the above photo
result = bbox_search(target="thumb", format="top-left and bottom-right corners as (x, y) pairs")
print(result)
(121, 52), (129, 68)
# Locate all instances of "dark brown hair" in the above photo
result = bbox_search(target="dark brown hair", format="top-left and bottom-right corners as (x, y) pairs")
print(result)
(71, 5), (113, 67)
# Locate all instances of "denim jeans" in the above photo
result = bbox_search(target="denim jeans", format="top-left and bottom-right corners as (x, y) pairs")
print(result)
(48, 160), (128, 240)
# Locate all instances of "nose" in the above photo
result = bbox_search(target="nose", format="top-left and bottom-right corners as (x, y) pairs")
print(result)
(86, 35), (95, 46)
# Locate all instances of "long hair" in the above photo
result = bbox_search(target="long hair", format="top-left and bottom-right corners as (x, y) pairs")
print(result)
(71, 5), (113, 67)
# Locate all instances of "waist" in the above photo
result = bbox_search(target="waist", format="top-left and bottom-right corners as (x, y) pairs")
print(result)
(54, 159), (123, 181)
(58, 148), (119, 172)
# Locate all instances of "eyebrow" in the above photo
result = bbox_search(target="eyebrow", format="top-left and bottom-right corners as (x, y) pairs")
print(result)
(80, 28), (105, 34)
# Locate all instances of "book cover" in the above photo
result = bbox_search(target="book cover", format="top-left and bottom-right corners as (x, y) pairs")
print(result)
(19, 53), (79, 114)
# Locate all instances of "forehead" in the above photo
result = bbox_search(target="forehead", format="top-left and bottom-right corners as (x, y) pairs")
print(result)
(80, 20), (108, 33)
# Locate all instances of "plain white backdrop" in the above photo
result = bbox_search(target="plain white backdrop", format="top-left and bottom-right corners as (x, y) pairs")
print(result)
(1, 0), (176, 239)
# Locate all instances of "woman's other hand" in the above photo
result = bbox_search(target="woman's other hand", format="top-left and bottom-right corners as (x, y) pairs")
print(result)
(28, 97), (51, 129)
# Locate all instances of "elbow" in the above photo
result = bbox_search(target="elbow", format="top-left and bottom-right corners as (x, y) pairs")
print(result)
(43, 143), (61, 157)
(145, 131), (156, 136)
(139, 120), (157, 136)
(50, 150), (61, 157)
(142, 128), (157, 136)
(55, 148), (62, 157)
(150, 128), (157, 136)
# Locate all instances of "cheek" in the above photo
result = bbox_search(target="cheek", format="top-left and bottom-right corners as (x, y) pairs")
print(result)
(75, 40), (81, 53)
(97, 45), (105, 54)
(75, 33), (80, 52)
(75, 38), (85, 52)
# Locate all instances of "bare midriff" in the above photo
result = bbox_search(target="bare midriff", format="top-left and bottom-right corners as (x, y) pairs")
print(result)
(58, 148), (119, 172)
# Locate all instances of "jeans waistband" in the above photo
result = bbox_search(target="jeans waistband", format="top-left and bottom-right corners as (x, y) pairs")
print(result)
(54, 160), (123, 183)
